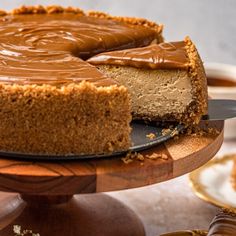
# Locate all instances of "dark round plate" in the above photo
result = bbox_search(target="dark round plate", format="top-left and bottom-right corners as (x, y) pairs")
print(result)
(0, 121), (184, 161)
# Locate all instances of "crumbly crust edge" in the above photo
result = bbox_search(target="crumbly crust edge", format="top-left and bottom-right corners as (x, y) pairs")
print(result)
(131, 37), (208, 126)
(132, 100), (199, 125)
(184, 36), (208, 125)
(0, 80), (132, 155)
(141, 37), (208, 126)
(0, 80), (129, 95)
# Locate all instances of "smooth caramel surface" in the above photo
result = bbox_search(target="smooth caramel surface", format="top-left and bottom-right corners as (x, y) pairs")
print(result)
(0, 13), (158, 85)
(88, 41), (189, 69)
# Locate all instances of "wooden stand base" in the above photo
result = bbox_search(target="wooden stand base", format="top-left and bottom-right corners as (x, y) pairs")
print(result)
(0, 193), (145, 236)
(0, 121), (224, 235)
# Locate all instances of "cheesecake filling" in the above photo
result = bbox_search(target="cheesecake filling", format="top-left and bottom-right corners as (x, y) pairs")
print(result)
(97, 66), (193, 117)
(88, 39), (194, 118)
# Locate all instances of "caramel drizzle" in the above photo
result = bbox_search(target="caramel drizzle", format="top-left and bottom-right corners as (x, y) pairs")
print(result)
(88, 41), (189, 70)
(0, 12), (158, 86)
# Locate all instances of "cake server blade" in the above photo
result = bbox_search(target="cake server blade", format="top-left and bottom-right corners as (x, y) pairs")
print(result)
(202, 99), (236, 120)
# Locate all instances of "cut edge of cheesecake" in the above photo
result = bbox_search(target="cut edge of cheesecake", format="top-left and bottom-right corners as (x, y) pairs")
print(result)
(183, 36), (208, 125)
(88, 37), (208, 126)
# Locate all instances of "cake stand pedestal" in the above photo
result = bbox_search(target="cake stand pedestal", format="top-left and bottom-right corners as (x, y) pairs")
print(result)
(0, 121), (224, 236)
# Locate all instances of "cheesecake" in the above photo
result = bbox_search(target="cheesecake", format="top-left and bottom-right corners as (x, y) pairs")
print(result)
(88, 37), (208, 125)
(0, 5), (163, 155)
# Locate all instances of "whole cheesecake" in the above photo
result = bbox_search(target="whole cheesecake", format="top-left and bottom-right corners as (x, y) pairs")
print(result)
(88, 37), (208, 125)
(0, 5), (163, 155)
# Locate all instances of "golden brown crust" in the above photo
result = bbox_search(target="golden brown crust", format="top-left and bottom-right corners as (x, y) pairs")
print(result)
(184, 36), (208, 125)
(11, 5), (85, 15)
(0, 81), (131, 155)
(132, 101), (196, 124)
(88, 11), (163, 42)
(12, 5), (47, 14)
(0, 9), (7, 16)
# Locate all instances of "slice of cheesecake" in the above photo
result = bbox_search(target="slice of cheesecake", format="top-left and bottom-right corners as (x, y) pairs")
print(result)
(88, 37), (208, 126)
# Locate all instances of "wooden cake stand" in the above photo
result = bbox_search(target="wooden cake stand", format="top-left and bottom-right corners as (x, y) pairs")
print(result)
(0, 121), (224, 236)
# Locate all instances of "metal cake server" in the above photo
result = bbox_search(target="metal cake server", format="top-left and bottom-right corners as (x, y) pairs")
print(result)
(203, 99), (236, 121)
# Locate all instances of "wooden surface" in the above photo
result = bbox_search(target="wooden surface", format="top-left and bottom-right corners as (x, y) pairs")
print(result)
(0, 120), (224, 195)
(0, 193), (145, 236)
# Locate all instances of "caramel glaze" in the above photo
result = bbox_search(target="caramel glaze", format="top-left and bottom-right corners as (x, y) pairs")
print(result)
(0, 13), (158, 86)
(207, 211), (236, 236)
(88, 41), (189, 70)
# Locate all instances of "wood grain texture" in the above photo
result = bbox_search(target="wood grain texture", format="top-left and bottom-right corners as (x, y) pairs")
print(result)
(0, 120), (224, 195)
(0, 193), (145, 236)
(0, 120), (224, 236)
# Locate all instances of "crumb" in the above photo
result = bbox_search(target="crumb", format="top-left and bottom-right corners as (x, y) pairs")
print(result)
(146, 133), (156, 140)
(13, 225), (40, 236)
(170, 127), (179, 137)
(136, 153), (145, 161)
(161, 153), (168, 160)
(146, 153), (161, 159)
(173, 135), (179, 140)
(121, 151), (167, 164)
(207, 127), (220, 135)
(121, 151), (143, 164)
(162, 128), (171, 136)
(146, 153), (168, 160)
(121, 156), (133, 164)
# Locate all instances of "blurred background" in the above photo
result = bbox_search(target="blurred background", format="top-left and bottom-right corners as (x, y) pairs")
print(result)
(1, 0), (236, 64)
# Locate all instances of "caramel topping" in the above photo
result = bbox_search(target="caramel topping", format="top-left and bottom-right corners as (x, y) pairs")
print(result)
(88, 41), (189, 69)
(0, 11), (159, 86)
(207, 211), (236, 236)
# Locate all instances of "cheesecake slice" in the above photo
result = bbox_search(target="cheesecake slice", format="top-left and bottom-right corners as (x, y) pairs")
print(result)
(88, 37), (208, 126)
